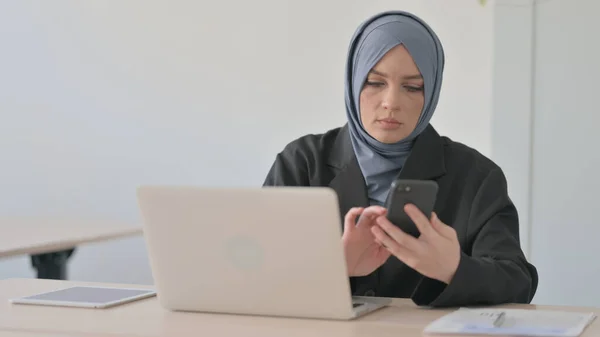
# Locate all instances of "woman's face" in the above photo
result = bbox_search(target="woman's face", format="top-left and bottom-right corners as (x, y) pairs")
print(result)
(359, 44), (425, 144)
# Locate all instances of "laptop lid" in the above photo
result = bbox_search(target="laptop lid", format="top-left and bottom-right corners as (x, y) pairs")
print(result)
(136, 186), (357, 319)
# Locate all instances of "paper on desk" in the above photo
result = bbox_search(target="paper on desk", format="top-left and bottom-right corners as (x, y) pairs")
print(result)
(424, 307), (596, 337)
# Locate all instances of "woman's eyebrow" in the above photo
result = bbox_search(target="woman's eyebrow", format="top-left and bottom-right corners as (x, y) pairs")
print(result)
(368, 69), (422, 80)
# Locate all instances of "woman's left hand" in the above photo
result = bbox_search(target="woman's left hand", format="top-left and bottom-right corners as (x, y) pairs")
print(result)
(371, 204), (461, 284)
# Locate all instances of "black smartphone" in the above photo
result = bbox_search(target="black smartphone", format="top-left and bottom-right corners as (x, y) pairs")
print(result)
(384, 179), (438, 237)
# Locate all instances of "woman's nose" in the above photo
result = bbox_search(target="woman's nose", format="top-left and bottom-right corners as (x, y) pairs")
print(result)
(382, 89), (402, 111)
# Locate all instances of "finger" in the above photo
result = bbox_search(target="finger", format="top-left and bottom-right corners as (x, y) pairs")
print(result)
(431, 212), (457, 240)
(343, 207), (364, 233)
(374, 244), (392, 265)
(370, 225), (397, 249)
(362, 206), (387, 217)
(430, 212), (443, 232)
(375, 216), (423, 253)
(371, 226), (418, 268)
(404, 204), (438, 238)
(356, 206), (387, 228)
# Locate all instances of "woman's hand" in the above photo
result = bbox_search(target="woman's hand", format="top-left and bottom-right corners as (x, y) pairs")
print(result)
(371, 204), (460, 284)
(342, 206), (391, 277)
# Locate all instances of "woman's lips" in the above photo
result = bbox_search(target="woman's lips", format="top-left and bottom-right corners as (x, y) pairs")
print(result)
(376, 118), (402, 129)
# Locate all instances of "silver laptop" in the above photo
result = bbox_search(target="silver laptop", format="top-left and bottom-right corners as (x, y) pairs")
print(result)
(136, 185), (390, 320)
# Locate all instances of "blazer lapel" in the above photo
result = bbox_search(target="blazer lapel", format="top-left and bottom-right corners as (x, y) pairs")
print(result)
(393, 125), (447, 216)
(326, 126), (370, 218)
(397, 125), (446, 180)
(328, 156), (370, 217)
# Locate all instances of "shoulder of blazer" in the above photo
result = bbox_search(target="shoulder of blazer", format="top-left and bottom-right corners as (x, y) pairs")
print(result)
(277, 125), (352, 169)
(440, 135), (505, 183)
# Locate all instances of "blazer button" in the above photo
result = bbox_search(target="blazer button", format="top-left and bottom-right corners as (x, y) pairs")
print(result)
(364, 289), (376, 296)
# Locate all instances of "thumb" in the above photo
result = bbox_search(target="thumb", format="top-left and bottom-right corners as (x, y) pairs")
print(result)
(343, 207), (364, 234)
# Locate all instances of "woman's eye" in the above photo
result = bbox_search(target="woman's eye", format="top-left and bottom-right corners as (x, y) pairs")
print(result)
(405, 85), (424, 92)
(365, 81), (384, 87)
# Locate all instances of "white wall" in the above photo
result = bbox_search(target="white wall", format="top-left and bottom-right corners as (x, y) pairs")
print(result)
(491, 0), (535, 260)
(492, 0), (600, 307)
(528, 0), (600, 306)
(0, 1), (494, 284)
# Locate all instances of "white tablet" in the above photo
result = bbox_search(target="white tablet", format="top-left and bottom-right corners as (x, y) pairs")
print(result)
(9, 286), (156, 309)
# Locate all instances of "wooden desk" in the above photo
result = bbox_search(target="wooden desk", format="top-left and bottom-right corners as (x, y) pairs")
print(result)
(0, 332), (87, 337)
(0, 279), (598, 337)
(0, 217), (142, 279)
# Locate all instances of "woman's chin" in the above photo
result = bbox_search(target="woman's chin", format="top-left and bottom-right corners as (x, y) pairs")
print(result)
(369, 130), (410, 144)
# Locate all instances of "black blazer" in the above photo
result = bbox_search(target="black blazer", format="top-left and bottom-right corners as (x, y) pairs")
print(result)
(263, 124), (538, 307)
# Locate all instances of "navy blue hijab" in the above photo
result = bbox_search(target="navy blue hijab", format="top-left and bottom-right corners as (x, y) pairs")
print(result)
(344, 11), (445, 205)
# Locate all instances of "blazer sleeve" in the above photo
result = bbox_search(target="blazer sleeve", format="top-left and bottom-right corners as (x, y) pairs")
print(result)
(411, 168), (538, 307)
(262, 145), (310, 187)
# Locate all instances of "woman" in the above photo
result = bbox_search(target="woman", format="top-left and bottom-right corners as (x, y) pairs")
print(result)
(263, 10), (538, 307)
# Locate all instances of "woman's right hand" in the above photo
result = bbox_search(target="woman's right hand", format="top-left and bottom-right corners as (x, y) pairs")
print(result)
(342, 206), (391, 277)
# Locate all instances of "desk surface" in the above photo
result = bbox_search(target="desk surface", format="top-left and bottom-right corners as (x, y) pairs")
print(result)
(0, 332), (86, 337)
(0, 279), (599, 337)
(0, 217), (142, 258)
